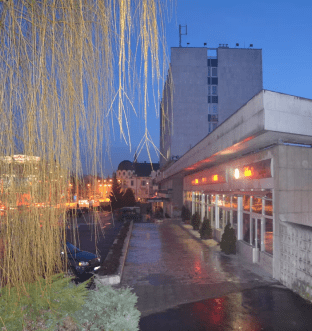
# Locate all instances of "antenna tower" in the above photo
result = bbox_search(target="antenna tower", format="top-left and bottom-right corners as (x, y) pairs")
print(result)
(179, 25), (187, 47)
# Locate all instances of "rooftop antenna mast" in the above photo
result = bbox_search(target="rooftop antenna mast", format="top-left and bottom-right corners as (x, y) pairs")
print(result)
(179, 25), (187, 47)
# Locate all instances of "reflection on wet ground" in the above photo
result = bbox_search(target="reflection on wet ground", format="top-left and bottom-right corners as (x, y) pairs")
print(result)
(139, 285), (312, 331)
(122, 220), (273, 288)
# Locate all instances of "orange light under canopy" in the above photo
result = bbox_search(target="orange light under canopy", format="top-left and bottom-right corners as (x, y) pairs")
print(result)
(244, 166), (254, 177)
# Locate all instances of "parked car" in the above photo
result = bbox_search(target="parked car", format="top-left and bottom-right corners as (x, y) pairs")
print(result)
(62, 242), (101, 275)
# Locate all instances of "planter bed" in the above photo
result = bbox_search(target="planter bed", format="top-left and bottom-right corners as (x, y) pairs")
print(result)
(95, 220), (133, 286)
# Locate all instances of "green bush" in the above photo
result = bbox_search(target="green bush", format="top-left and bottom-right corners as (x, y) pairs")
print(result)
(191, 212), (201, 230)
(199, 217), (212, 240)
(74, 284), (140, 331)
(181, 205), (191, 223)
(220, 222), (237, 255)
(0, 273), (89, 331)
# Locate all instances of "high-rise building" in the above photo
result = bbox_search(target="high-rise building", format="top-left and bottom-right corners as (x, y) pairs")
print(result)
(160, 45), (263, 168)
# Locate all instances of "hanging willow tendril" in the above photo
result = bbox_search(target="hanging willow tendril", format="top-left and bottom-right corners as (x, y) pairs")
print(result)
(0, 0), (172, 304)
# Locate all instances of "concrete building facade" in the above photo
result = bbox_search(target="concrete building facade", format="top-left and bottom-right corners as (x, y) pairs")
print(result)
(160, 46), (263, 168)
(156, 90), (312, 299)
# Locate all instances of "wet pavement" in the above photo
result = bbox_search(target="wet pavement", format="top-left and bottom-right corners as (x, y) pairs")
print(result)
(118, 219), (312, 329)
(139, 285), (312, 330)
(119, 219), (278, 318)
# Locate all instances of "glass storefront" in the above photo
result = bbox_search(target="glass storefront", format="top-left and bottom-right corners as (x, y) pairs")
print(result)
(187, 190), (273, 256)
(265, 218), (273, 254)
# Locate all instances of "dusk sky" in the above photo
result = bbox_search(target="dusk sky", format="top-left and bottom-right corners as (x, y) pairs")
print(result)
(102, 0), (312, 177)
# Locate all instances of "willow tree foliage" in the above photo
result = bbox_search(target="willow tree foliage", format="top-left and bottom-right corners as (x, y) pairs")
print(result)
(0, 0), (171, 297)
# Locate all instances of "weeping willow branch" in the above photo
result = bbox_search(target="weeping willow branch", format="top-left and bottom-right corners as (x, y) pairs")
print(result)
(0, 0), (171, 299)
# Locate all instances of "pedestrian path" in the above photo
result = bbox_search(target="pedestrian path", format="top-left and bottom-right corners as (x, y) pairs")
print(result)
(119, 219), (278, 317)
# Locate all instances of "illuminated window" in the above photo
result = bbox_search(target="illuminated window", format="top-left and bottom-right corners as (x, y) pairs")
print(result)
(244, 166), (254, 177)
(195, 179), (199, 184)
(234, 168), (240, 179)
(212, 174), (218, 181)
(243, 195), (251, 211)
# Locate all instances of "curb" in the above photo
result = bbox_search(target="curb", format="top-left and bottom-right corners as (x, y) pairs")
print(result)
(95, 220), (133, 286)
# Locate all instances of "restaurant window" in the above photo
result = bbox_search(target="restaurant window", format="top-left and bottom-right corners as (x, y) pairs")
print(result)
(218, 195), (224, 207)
(251, 218), (261, 249)
(211, 195), (216, 204)
(219, 208), (224, 229)
(232, 196), (238, 209)
(224, 195), (231, 208)
(252, 197), (262, 214)
(265, 199), (273, 216)
(265, 218), (273, 255)
(243, 195), (251, 211)
(233, 210), (238, 229)
(243, 213), (250, 243)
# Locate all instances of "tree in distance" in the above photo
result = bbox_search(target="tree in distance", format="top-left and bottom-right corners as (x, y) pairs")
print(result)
(109, 175), (124, 211)
(122, 188), (136, 207)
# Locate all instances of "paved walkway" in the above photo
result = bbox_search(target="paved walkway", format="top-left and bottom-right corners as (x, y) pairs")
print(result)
(118, 219), (279, 317)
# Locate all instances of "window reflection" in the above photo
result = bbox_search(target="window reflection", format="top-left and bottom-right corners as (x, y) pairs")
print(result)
(243, 195), (250, 211)
(265, 199), (273, 216)
(265, 218), (273, 255)
(243, 213), (250, 243)
(224, 195), (231, 208)
(252, 197), (262, 214)
(232, 196), (238, 209)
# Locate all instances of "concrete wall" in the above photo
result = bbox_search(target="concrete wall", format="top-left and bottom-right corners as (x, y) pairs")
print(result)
(218, 48), (263, 125)
(264, 90), (312, 136)
(170, 48), (209, 159)
(279, 222), (312, 300)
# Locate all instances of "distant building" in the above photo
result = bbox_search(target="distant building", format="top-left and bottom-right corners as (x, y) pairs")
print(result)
(116, 160), (160, 202)
(160, 45), (263, 168)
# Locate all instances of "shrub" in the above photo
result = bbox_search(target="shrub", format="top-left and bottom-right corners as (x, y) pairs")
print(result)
(199, 217), (213, 240)
(220, 222), (237, 255)
(191, 212), (201, 230)
(0, 273), (89, 330)
(74, 284), (141, 331)
(181, 205), (191, 223)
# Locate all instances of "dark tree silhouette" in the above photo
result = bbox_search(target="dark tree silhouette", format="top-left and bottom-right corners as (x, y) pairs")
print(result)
(109, 175), (124, 211)
(122, 188), (136, 207)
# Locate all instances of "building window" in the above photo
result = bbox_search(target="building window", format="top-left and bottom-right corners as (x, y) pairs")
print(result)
(212, 85), (217, 95)
(243, 213), (250, 243)
(141, 180), (146, 186)
(208, 96), (211, 103)
(265, 218), (273, 255)
(208, 67), (210, 77)
(252, 197), (262, 214)
(123, 171), (126, 176)
(211, 96), (218, 103)
(211, 59), (218, 67)
(208, 85), (211, 95)
(131, 180), (134, 186)
(211, 67), (217, 77)
(208, 77), (211, 85)
(243, 195), (251, 211)
(211, 77), (218, 85)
